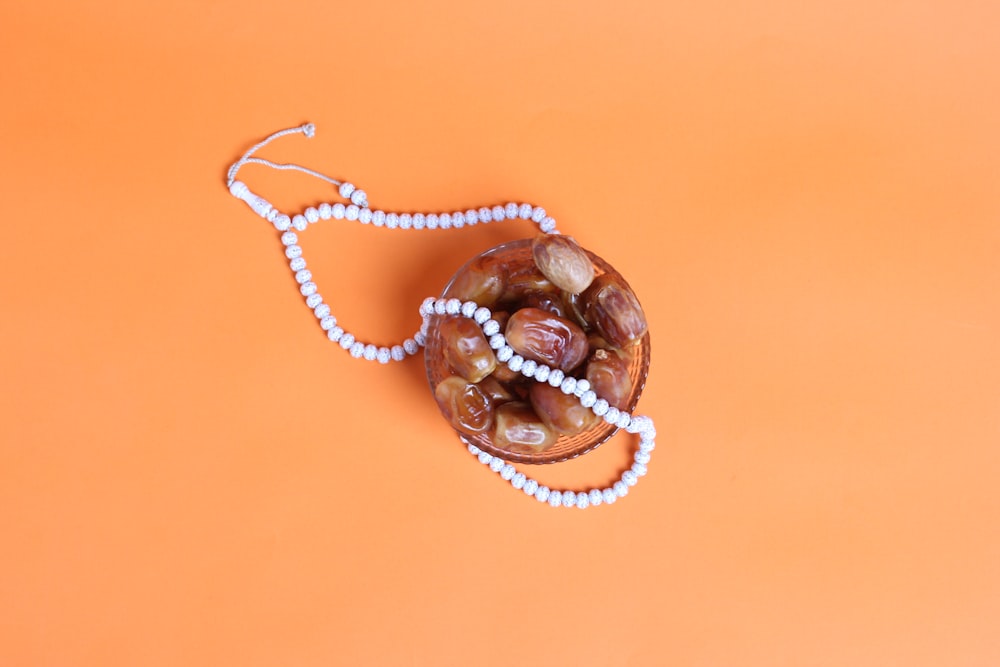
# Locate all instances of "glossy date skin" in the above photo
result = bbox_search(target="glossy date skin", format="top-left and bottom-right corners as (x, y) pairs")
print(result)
(504, 307), (589, 372)
(531, 234), (595, 294)
(439, 316), (497, 383)
(529, 382), (597, 435)
(444, 255), (507, 307)
(434, 376), (494, 436)
(582, 274), (648, 350)
(492, 402), (557, 454)
(585, 349), (632, 409)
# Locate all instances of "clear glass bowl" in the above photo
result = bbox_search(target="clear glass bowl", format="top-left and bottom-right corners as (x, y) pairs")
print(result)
(424, 238), (651, 464)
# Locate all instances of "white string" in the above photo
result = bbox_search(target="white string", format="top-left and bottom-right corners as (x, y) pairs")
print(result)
(225, 122), (656, 508)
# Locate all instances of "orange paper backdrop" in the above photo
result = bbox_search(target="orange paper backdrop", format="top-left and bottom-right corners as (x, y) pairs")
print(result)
(2, 1), (998, 665)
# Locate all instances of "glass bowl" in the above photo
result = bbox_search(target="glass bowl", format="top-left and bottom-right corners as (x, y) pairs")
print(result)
(424, 238), (651, 464)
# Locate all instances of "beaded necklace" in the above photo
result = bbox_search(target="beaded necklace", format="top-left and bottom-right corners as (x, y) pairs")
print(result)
(226, 123), (657, 508)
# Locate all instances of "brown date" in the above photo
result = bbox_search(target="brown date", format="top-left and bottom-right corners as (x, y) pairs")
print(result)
(585, 348), (632, 409)
(439, 315), (497, 383)
(582, 274), (648, 349)
(500, 265), (556, 304)
(504, 307), (588, 372)
(444, 255), (507, 307)
(531, 234), (595, 294)
(522, 290), (568, 318)
(489, 364), (520, 383)
(529, 382), (597, 435)
(477, 376), (515, 404)
(434, 376), (494, 436)
(493, 402), (557, 454)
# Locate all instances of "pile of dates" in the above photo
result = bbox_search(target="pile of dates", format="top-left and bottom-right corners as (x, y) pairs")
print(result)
(433, 235), (648, 456)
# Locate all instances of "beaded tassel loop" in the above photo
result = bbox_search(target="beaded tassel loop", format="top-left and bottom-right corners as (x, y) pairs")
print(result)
(227, 123), (657, 508)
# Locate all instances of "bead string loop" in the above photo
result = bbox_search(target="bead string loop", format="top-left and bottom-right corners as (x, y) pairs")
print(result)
(226, 123), (656, 508)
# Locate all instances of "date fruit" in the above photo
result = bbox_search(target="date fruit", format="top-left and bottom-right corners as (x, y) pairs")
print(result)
(531, 234), (595, 294)
(529, 382), (597, 435)
(440, 315), (497, 383)
(477, 376), (515, 403)
(585, 348), (632, 409)
(434, 376), (494, 436)
(522, 290), (568, 318)
(504, 307), (588, 372)
(493, 402), (557, 454)
(582, 274), (648, 349)
(444, 255), (507, 307)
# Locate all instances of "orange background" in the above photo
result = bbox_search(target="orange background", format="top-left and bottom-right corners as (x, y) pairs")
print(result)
(2, 1), (998, 665)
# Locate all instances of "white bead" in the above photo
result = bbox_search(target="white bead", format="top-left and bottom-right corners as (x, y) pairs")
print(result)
(314, 303), (331, 319)
(439, 213), (452, 229)
(425, 214), (439, 229)
(580, 390), (597, 407)
(521, 359), (537, 378)
(560, 377), (577, 395)
(500, 464), (515, 480)
(626, 415), (651, 435)
(386, 213), (399, 229)
(320, 316), (336, 331)
(339, 332), (355, 349)
(523, 479), (538, 495)
(507, 355), (524, 372)
(505, 202), (519, 219)
(399, 214), (412, 229)
(533, 365), (550, 383)
(540, 217), (557, 233)
(478, 451), (493, 465)
(547, 369), (564, 387)
(465, 209), (479, 225)
(300, 282), (317, 296)
(632, 461), (648, 477)
(295, 269), (312, 284)
(403, 338), (419, 355)
(548, 491), (562, 508)
(332, 203), (346, 219)
(358, 208), (372, 224)
(289, 257), (307, 271)
(478, 207), (493, 223)
(461, 301), (478, 318)
(574, 379), (591, 396)
(413, 331), (427, 347)
(306, 293), (323, 309)
(452, 212), (465, 228)
(602, 488), (617, 504)
(467, 443), (481, 455)
(473, 307), (492, 324)
(489, 457), (504, 473)
(274, 214), (291, 231)
(511, 472), (526, 489)
(534, 485), (550, 502)
(285, 245), (302, 259)
(351, 190), (366, 206)
(604, 406), (621, 425)
(488, 334), (505, 350)
(305, 207), (320, 223)
(616, 412), (632, 429)
(419, 297), (436, 317)
(345, 205), (359, 220)
(614, 481), (629, 497)
(291, 215), (307, 231)
(492, 205), (505, 221)
(635, 451), (651, 465)
(531, 206), (546, 222)
(363, 344), (378, 361)
(390, 345), (406, 362)
(561, 491), (576, 508)
(371, 210), (386, 227)
(412, 213), (426, 230)
(434, 299), (448, 315)
(318, 203), (332, 219)
(482, 319), (501, 336)
(589, 489), (603, 506)
(592, 399), (610, 416)
(445, 298), (462, 315)
(339, 182), (355, 198)
(497, 346), (514, 363)
(518, 203), (533, 219)
(281, 231), (298, 246)
(575, 493), (589, 509)
(350, 342), (365, 358)
(327, 326), (343, 342)
(622, 470), (638, 487)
